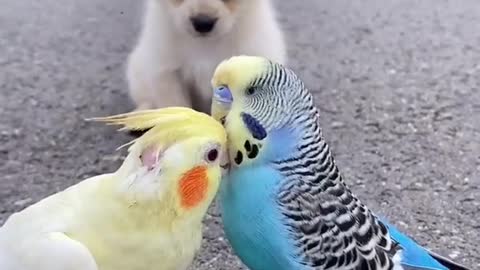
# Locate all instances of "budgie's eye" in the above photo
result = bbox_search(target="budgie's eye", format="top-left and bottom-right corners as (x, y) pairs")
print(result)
(246, 87), (256, 95)
(205, 148), (218, 162)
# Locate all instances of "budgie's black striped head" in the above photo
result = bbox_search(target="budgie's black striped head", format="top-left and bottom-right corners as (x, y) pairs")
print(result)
(210, 55), (316, 168)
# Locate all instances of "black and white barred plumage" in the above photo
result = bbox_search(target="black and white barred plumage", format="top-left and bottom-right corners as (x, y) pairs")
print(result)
(245, 61), (400, 270)
(216, 56), (468, 270)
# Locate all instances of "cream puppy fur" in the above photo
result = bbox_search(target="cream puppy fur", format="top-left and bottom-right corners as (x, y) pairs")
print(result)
(126, 0), (287, 113)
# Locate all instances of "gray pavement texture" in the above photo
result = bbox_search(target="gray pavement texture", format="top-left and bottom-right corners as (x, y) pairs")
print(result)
(1, 0), (479, 269)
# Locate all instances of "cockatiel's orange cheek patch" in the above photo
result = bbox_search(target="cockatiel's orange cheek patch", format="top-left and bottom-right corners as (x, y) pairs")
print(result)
(178, 166), (208, 209)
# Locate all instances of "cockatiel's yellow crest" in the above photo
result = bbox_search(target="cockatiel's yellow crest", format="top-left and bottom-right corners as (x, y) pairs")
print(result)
(96, 107), (226, 152)
(0, 107), (227, 270)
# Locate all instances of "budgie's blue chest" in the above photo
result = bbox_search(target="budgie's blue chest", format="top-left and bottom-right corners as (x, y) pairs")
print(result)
(220, 165), (306, 270)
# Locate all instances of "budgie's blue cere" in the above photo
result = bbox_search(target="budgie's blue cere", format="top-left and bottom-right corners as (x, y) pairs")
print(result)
(210, 56), (470, 270)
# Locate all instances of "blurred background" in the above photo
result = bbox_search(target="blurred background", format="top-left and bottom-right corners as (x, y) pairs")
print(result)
(0, 0), (479, 269)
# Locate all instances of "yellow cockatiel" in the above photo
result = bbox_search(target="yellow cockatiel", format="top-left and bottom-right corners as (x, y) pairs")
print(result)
(0, 107), (227, 270)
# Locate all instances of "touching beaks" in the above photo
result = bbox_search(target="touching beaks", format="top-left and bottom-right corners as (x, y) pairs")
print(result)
(220, 162), (230, 177)
(219, 148), (230, 175)
(213, 85), (233, 104)
(220, 163), (230, 170)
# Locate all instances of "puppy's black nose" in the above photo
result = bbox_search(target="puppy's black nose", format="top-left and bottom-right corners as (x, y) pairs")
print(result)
(190, 15), (217, 34)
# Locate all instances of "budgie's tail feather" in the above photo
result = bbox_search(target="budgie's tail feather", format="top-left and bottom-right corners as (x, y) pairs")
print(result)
(377, 216), (471, 270)
(425, 250), (471, 270)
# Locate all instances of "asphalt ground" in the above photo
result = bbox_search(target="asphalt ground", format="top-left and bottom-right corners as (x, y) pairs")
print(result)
(1, 0), (479, 269)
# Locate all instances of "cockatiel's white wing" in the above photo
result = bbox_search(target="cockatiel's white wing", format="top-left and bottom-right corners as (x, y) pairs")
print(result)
(0, 231), (97, 270)
(0, 175), (110, 270)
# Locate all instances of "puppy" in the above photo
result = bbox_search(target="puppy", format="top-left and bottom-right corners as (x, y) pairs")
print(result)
(126, 0), (287, 113)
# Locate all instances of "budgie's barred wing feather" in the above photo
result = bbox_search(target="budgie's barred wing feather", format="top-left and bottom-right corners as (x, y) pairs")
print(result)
(263, 61), (457, 270)
(273, 95), (399, 269)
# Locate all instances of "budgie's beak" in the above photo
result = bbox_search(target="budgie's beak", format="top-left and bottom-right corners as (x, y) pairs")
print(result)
(211, 85), (233, 125)
(213, 85), (233, 105)
(211, 86), (231, 176)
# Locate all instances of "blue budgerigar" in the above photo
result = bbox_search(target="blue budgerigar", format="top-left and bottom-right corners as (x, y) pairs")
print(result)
(210, 55), (471, 270)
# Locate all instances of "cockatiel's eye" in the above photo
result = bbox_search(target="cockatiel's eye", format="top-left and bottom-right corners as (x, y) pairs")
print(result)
(204, 147), (219, 163)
